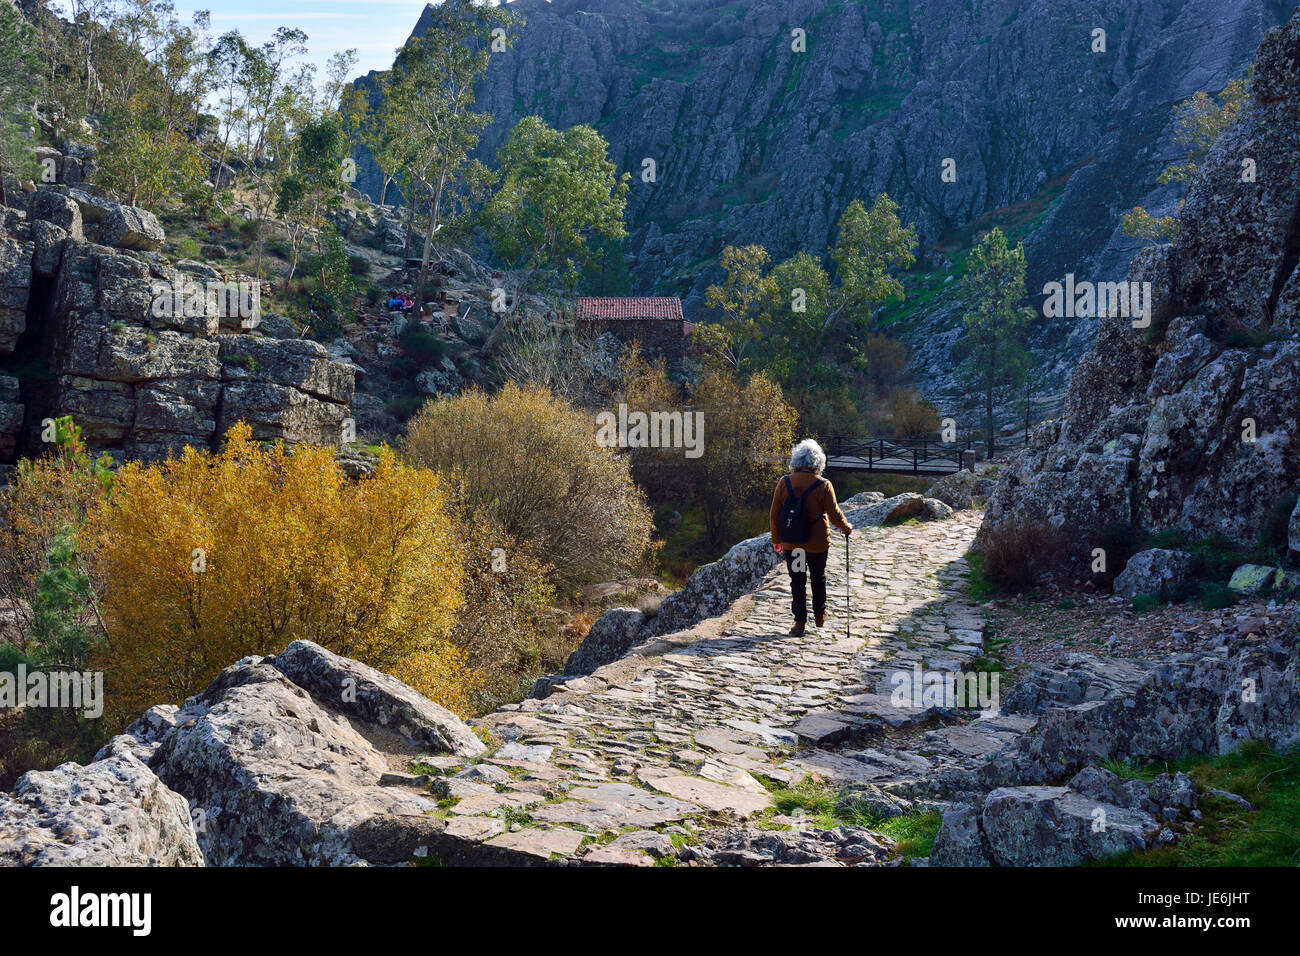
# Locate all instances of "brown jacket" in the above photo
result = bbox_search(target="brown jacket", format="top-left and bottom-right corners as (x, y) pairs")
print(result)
(769, 471), (852, 553)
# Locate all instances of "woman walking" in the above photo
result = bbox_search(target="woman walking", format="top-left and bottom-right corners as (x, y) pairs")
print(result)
(769, 439), (854, 636)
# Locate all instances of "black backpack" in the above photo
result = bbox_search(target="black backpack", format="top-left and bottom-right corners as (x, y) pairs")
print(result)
(779, 474), (825, 544)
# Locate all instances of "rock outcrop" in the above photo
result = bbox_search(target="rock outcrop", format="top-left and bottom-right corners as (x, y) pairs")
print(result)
(1112, 548), (1198, 600)
(0, 640), (485, 867)
(0, 740), (203, 867)
(979, 635), (1300, 788)
(980, 10), (1300, 567)
(0, 186), (355, 463)
(932, 768), (1197, 867)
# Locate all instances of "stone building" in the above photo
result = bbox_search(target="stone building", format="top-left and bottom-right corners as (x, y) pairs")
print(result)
(574, 297), (686, 363)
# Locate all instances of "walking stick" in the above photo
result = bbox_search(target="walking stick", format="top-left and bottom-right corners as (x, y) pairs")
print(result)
(844, 530), (850, 642)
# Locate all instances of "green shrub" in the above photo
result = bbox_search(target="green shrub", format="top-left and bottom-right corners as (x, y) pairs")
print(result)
(385, 392), (425, 421)
(1196, 581), (1238, 610)
(237, 218), (260, 247)
(1130, 593), (1160, 614)
(399, 324), (448, 364)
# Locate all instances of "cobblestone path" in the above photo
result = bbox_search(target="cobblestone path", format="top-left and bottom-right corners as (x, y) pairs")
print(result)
(415, 511), (1031, 865)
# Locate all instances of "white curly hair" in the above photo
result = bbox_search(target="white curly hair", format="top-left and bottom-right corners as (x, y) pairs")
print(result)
(790, 439), (827, 475)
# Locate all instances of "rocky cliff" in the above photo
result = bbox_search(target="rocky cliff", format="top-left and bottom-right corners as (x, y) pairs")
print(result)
(0, 184), (355, 467)
(979, 8), (1300, 559)
(363, 0), (1285, 320)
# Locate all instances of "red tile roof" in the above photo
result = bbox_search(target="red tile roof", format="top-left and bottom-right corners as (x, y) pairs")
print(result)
(575, 297), (684, 322)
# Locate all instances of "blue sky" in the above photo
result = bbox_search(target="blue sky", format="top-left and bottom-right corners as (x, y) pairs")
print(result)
(167, 0), (438, 78)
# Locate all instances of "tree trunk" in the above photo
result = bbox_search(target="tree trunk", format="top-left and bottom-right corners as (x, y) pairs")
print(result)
(414, 169), (448, 318)
(985, 339), (997, 459)
(402, 195), (417, 258)
(286, 230), (300, 284)
(483, 263), (543, 355)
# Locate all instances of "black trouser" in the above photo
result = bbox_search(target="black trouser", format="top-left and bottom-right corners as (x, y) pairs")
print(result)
(783, 548), (828, 623)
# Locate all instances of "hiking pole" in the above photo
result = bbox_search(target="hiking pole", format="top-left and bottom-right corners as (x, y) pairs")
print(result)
(844, 529), (850, 642)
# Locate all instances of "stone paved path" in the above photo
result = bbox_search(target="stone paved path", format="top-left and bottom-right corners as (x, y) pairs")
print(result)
(411, 511), (1032, 865)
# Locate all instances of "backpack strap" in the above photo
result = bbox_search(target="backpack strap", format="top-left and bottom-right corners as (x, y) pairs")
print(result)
(785, 475), (826, 501)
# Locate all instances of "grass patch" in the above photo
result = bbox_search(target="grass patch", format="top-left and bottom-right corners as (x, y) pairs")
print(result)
(498, 806), (534, 828)
(1130, 593), (1160, 614)
(1099, 742), (1300, 867)
(868, 811), (942, 859)
(762, 776), (840, 828)
(756, 776), (944, 859)
(964, 553), (996, 602)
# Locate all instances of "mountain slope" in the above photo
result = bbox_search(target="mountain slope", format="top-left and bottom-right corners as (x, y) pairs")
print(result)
(370, 1), (1283, 298)
(350, 0), (1289, 419)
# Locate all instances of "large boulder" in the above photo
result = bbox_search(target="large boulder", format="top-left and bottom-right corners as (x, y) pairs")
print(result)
(0, 641), (487, 867)
(150, 650), (476, 866)
(29, 189), (83, 239)
(924, 470), (993, 511)
(928, 804), (992, 866)
(933, 768), (1196, 867)
(1227, 564), (1283, 596)
(100, 203), (165, 252)
(1113, 548), (1197, 601)
(0, 741), (203, 867)
(272, 640), (485, 757)
(67, 188), (117, 224)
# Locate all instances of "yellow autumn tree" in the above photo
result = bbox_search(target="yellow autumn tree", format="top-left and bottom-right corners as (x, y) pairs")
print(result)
(403, 383), (656, 587)
(684, 370), (797, 547)
(87, 422), (475, 724)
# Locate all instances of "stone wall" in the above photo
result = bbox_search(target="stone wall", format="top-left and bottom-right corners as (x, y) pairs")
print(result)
(577, 318), (685, 364)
